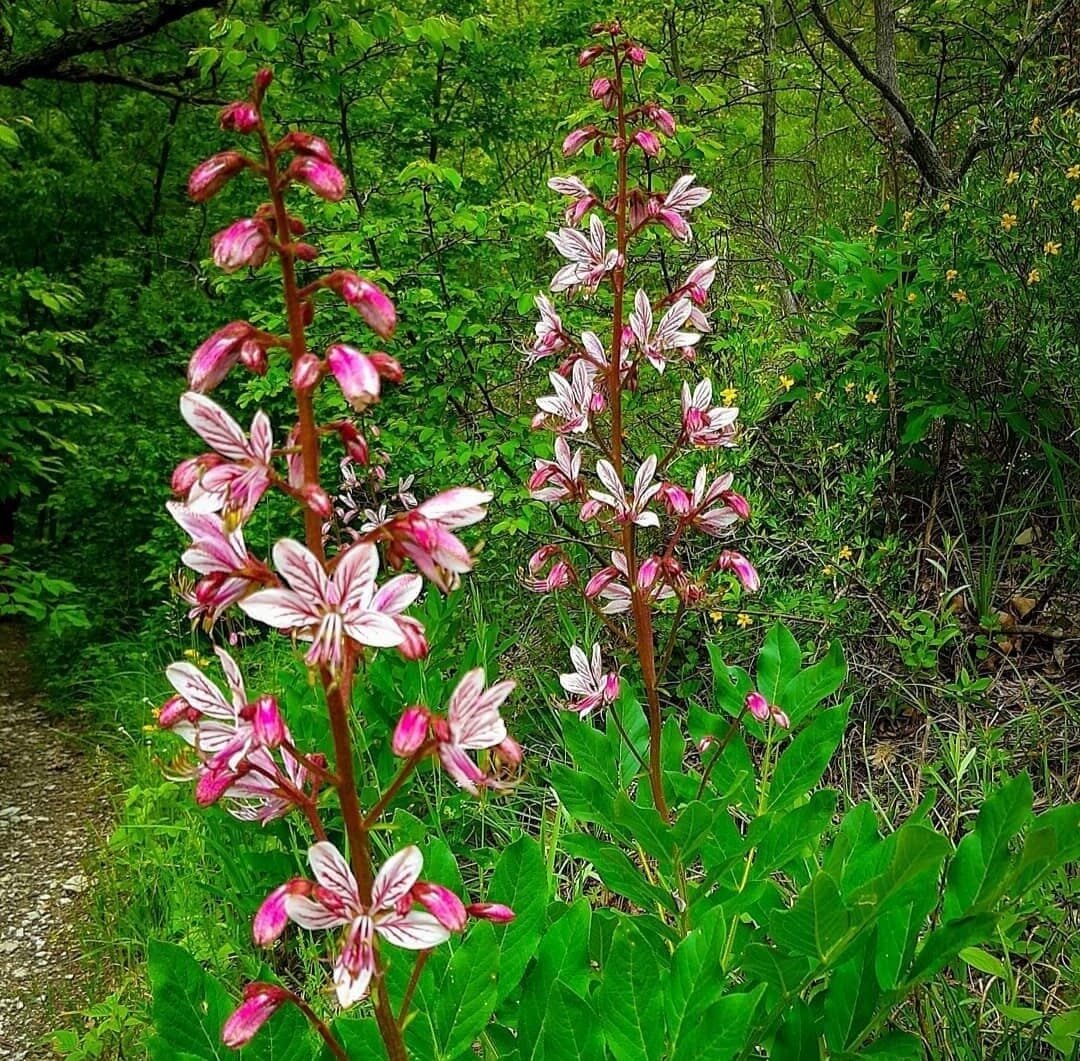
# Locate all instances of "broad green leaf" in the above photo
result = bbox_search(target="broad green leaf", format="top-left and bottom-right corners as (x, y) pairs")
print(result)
(824, 939), (881, 1052)
(944, 772), (1032, 918)
(519, 984), (605, 1061)
(665, 909), (727, 1048)
(769, 872), (850, 962)
(676, 985), (767, 1061)
(752, 789), (837, 873)
(598, 921), (667, 1061)
(433, 923), (498, 1058)
(756, 622), (803, 705)
(778, 638), (847, 726)
(906, 913), (999, 984)
(767, 704), (849, 813)
(857, 1031), (925, 1058)
(488, 836), (549, 1004)
(562, 834), (675, 911)
(147, 940), (235, 1061)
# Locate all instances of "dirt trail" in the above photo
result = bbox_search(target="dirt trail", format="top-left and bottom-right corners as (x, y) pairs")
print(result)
(0, 623), (112, 1059)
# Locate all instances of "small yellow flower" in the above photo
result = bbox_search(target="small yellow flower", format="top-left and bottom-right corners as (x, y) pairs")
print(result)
(779, 375), (795, 392)
(1045, 241), (1061, 255)
(844, 380), (856, 394)
(901, 209), (913, 230)
(868, 223), (879, 235)
(945, 269), (959, 282)
(1027, 268), (1041, 285)
(838, 545), (853, 561)
(906, 291), (917, 304)
(183, 648), (197, 659)
(1067, 164), (1080, 179)
(736, 612), (753, 629)
(142, 724), (157, 734)
(822, 564), (835, 577)
(709, 610), (724, 623)
(1005, 170), (1020, 185)
(754, 282), (769, 294)
(1029, 115), (1042, 134)
(865, 390), (878, 405)
(720, 386), (738, 405)
(1066, 107), (1077, 120)
(814, 389), (824, 401)
(1001, 213), (1018, 232)
(952, 289), (968, 303)
(1073, 192), (1080, 212)
(940, 199), (952, 213)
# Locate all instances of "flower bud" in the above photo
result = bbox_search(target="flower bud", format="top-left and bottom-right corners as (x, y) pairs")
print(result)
(392, 706), (430, 757)
(326, 344), (380, 411)
(277, 131), (335, 164)
(632, 129), (661, 157)
(252, 883), (291, 945)
(171, 457), (210, 498)
(368, 351), (404, 384)
(746, 691), (770, 722)
(219, 101), (259, 134)
(286, 157), (345, 202)
(646, 104), (676, 137)
(211, 218), (271, 273)
(239, 339), (268, 375)
(222, 983), (291, 1048)
(626, 44), (647, 65)
(496, 736), (523, 766)
(578, 45), (605, 66)
(252, 695), (286, 748)
(466, 902), (515, 923)
(188, 152), (248, 202)
(254, 67), (274, 91)
(301, 483), (332, 517)
(291, 242), (319, 261)
(562, 126), (600, 157)
(338, 273), (397, 339)
(717, 550), (759, 592)
(396, 616), (429, 660)
(158, 694), (191, 728)
(291, 353), (322, 391)
(412, 882), (467, 932)
(188, 321), (253, 393)
(722, 491), (751, 520)
(590, 77), (612, 99)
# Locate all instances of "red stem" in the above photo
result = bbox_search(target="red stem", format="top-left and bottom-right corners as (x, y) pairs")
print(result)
(258, 120), (408, 1061)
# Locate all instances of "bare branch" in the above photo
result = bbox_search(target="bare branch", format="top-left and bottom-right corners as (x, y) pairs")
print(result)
(0, 1), (219, 88)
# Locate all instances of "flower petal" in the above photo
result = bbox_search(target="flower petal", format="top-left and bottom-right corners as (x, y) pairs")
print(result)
(371, 846), (423, 911)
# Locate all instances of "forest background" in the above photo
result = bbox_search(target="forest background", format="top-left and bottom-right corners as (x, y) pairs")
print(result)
(0, 0), (1078, 1056)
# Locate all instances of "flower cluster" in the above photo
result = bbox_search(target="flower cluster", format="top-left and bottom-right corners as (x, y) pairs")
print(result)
(525, 24), (763, 812)
(158, 69), (517, 1056)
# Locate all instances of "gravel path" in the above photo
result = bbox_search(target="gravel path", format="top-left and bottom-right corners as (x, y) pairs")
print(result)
(0, 623), (112, 1058)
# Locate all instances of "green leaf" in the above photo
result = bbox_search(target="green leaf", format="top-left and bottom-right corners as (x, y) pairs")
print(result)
(944, 772), (1032, 918)
(767, 705), (849, 813)
(147, 940), (234, 1060)
(778, 638), (846, 726)
(562, 834), (675, 911)
(520, 984), (605, 1061)
(752, 789), (837, 874)
(757, 622), (803, 705)
(433, 923), (499, 1058)
(676, 986), (767, 1061)
(487, 837), (549, 1003)
(598, 921), (667, 1061)
(959, 946), (1007, 979)
(769, 872), (850, 962)
(824, 939), (881, 1052)
(665, 909), (726, 1048)
(857, 1031), (925, 1058)
(906, 914), (999, 984)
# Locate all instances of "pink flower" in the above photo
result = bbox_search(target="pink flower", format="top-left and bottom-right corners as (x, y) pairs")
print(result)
(283, 842), (455, 1007)
(547, 175), (600, 227)
(584, 551), (676, 614)
(682, 467), (750, 536)
(680, 379), (738, 448)
(179, 393), (273, 521)
(211, 219), (272, 273)
(644, 103), (676, 136)
(627, 290), (700, 372)
(277, 131), (335, 164)
(632, 129), (661, 157)
(746, 690), (788, 728)
(432, 670), (516, 794)
(562, 126), (601, 156)
(676, 258), (717, 331)
(467, 902), (515, 923)
(222, 983), (292, 1048)
(559, 644), (620, 717)
(717, 550), (759, 592)
(286, 156), (346, 201)
(253, 882), (304, 945)
(589, 455), (662, 527)
(654, 174), (711, 242)
(590, 77), (617, 110)
(412, 882), (468, 932)
(526, 293), (568, 364)
(380, 488), (492, 592)
(392, 705), (430, 756)
(219, 101), (259, 134)
(239, 540), (421, 669)
(528, 436), (582, 502)
(188, 322), (256, 393)
(534, 359), (597, 434)
(626, 44), (647, 65)
(524, 546), (572, 594)
(326, 344), (381, 411)
(336, 273), (397, 339)
(578, 45), (605, 66)
(548, 215), (619, 295)
(188, 151), (247, 202)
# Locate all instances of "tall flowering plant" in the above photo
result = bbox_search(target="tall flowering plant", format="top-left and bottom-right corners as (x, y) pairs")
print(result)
(526, 23), (759, 818)
(160, 70), (517, 1060)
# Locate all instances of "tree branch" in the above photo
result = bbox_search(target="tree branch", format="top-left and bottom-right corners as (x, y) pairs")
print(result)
(0, 0), (219, 88)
